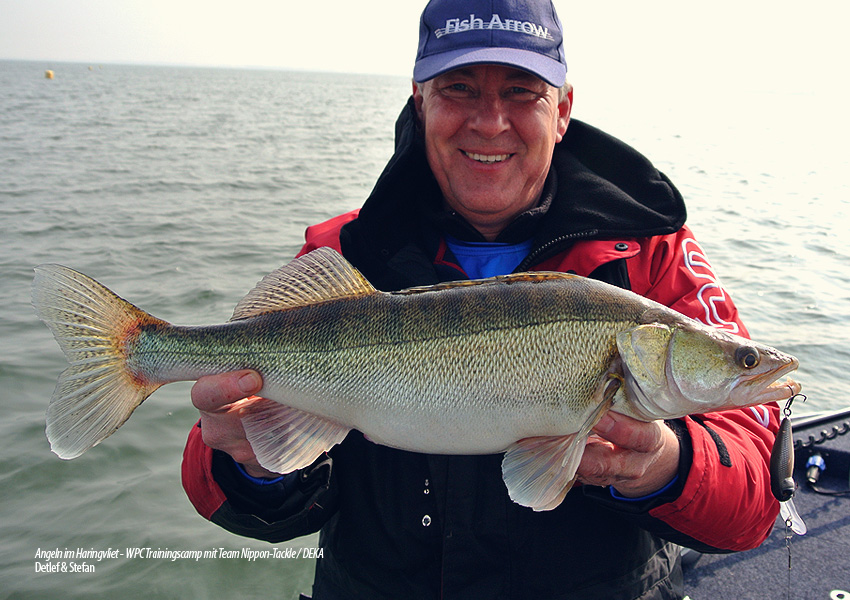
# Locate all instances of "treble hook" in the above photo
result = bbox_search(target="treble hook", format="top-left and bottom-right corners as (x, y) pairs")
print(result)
(784, 389), (806, 415)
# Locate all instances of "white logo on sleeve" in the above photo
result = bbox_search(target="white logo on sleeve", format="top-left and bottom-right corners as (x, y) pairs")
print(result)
(749, 405), (771, 428)
(681, 238), (740, 334)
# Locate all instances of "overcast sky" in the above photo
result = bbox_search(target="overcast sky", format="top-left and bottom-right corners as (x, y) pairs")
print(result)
(2, 0), (847, 94)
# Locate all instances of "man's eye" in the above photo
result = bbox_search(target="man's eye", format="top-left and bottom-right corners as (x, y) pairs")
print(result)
(440, 83), (474, 97)
(507, 86), (537, 97)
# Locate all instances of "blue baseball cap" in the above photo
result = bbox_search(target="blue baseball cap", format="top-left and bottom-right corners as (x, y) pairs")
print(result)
(414, 0), (568, 88)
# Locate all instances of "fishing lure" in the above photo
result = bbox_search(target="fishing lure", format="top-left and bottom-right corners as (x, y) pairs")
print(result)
(770, 393), (807, 535)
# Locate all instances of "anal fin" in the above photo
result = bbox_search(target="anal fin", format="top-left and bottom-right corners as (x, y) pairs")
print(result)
(241, 399), (350, 474)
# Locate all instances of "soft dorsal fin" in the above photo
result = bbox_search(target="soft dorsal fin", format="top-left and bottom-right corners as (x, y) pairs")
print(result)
(231, 247), (376, 320)
(392, 271), (578, 297)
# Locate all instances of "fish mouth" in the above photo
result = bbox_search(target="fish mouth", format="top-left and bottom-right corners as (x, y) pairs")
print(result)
(741, 357), (801, 404)
(754, 378), (802, 403)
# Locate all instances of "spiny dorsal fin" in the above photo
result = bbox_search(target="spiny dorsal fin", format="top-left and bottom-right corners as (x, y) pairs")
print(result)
(230, 247), (376, 320)
(393, 271), (578, 297)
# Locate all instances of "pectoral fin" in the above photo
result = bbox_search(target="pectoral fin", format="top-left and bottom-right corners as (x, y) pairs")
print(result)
(241, 399), (350, 474)
(501, 434), (584, 511)
(501, 379), (619, 511)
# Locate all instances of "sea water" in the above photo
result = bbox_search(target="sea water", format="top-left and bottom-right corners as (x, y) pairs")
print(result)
(1, 60), (848, 599)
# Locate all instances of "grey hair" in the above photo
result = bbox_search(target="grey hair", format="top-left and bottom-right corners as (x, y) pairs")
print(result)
(558, 80), (573, 103)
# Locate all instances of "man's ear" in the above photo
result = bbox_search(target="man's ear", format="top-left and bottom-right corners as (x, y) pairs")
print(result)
(556, 88), (573, 143)
(412, 79), (426, 125)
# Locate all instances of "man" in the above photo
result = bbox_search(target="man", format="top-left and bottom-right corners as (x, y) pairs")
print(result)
(182, 1), (781, 598)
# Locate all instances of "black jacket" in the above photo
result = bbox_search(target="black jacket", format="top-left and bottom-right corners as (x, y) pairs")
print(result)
(211, 100), (698, 599)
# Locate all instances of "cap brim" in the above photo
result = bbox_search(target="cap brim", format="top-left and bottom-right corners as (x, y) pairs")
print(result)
(414, 47), (566, 88)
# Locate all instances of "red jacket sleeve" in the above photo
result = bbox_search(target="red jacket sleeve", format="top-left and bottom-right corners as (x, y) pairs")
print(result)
(539, 226), (780, 551)
(650, 405), (780, 550)
(296, 209), (359, 256)
(630, 226), (749, 338)
(182, 421), (228, 520)
(627, 225), (781, 551)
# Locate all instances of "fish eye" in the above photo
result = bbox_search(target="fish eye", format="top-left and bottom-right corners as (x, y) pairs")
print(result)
(736, 347), (760, 369)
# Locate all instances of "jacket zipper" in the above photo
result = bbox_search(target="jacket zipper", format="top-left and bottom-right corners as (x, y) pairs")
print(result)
(515, 229), (599, 273)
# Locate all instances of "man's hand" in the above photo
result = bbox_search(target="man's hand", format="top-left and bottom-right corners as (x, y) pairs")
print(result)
(191, 370), (280, 479)
(576, 412), (681, 498)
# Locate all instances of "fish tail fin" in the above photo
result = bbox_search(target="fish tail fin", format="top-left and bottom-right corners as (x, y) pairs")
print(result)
(31, 265), (167, 459)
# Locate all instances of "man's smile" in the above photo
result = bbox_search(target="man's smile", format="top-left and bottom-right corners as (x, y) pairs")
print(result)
(461, 150), (514, 165)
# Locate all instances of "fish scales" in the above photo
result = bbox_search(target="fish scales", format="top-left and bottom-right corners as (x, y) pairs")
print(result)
(129, 277), (642, 454)
(32, 247), (801, 511)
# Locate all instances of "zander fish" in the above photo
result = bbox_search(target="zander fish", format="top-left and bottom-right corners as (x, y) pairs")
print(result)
(32, 247), (800, 511)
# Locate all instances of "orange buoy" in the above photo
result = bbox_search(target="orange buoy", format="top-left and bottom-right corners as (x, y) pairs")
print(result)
(44, 70), (54, 79)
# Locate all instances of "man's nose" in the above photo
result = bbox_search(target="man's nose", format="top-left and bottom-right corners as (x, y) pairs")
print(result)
(467, 94), (510, 138)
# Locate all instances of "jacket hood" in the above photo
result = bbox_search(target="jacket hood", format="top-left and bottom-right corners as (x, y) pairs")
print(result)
(549, 117), (686, 239)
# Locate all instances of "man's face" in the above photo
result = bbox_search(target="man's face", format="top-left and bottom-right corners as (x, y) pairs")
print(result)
(413, 65), (571, 240)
